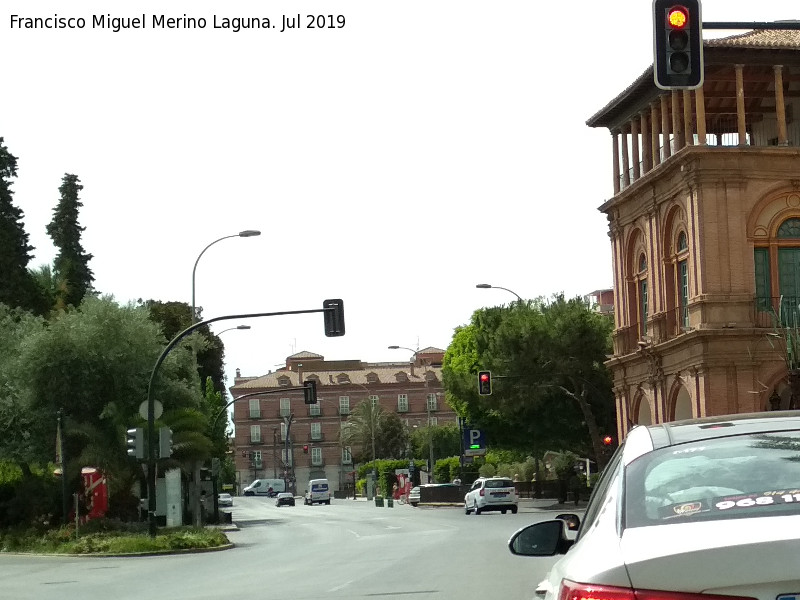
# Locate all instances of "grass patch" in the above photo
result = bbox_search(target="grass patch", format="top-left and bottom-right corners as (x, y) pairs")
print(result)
(0, 519), (230, 555)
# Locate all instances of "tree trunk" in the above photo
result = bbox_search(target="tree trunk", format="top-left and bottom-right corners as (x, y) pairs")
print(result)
(561, 382), (608, 471)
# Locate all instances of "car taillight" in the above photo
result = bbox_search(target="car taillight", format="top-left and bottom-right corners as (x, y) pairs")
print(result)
(558, 580), (757, 600)
(559, 580), (634, 600)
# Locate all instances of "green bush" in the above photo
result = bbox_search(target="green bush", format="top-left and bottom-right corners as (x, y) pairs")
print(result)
(0, 521), (229, 555)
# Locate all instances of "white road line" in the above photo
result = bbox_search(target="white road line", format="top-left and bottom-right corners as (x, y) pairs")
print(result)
(328, 580), (354, 592)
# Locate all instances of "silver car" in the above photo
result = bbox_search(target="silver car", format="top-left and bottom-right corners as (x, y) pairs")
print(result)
(509, 411), (800, 600)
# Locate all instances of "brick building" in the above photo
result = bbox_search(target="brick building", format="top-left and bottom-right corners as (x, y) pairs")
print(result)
(229, 348), (452, 494)
(588, 29), (800, 440)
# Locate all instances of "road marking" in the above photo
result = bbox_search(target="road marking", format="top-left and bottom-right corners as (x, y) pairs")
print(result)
(328, 580), (354, 592)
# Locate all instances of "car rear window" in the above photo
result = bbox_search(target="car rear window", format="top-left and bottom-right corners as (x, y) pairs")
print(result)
(625, 430), (800, 528)
(485, 479), (513, 489)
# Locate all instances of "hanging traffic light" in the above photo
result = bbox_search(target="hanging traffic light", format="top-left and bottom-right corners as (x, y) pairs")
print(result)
(126, 427), (144, 460)
(477, 371), (492, 396)
(323, 298), (345, 337)
(303, 379), (318, 404)
(653, 0), (703, 90)
(158, 426), (173, 459)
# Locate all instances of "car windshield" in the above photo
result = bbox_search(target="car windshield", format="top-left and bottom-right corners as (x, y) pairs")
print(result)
(625, 430), (800, 528)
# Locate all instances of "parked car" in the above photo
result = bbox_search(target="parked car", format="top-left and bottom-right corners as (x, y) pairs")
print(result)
(465, 477), (518, 514)
(408, 486), (421, 506)
(508, 411), (800, 600)
(217, 493), (233, 507)
(275, 492), (295, 507)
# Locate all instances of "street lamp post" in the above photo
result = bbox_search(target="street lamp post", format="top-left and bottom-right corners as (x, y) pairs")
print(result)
(209, 324), (251, 523)
(388, 345), (435, 483)
(191, 230), (261, 323)
(475, 283), (523, 303)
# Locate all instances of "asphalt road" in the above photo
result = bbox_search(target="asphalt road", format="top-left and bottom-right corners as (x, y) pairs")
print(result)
(0, 496), (576, 600)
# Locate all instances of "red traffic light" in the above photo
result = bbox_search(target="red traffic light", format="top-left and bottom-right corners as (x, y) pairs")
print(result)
(477, 370), (492, 395)
(666, 6), (688, 29)
(602, 435), (613, 446)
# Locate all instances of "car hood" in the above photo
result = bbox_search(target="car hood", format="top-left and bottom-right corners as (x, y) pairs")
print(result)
(620, 515), (800, 597)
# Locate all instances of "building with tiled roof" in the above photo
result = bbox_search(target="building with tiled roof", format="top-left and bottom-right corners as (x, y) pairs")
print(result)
(229, 348), (452, 494)
(588, 27), (800, 440)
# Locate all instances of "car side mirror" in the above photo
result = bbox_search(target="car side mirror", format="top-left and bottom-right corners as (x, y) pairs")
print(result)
(508, 520), (573, 557)
(555, 513), (581, 531)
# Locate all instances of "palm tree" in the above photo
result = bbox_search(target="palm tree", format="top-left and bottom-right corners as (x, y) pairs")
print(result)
(342, 400), (385, 462)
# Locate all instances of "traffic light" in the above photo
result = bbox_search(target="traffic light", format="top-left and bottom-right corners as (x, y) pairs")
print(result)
(323, 298), (345, 337)
(158, 426), (173, 459)
(303, 444), (309, 454)
(478, 371), (492, 396)
(653, 0), (703, 90)
(303, 379), (318, 404)
(126, 427), (144, 460)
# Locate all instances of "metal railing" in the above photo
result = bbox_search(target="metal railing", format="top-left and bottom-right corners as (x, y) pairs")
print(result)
(753, 296), (800, 329)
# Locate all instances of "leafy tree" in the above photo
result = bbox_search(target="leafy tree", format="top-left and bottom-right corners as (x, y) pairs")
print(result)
(0, 138), (47, 314)
(444, 295), (616, 469)
(46, 174), (95, 309)
(409, 423), (461, 462)
(0, 304), (48, 471)
(142, 300), (225, 393)
(379, 412), (410, 459)
(18, 297), (200, 512)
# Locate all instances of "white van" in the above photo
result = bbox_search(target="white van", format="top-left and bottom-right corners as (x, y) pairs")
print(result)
(304, 478), (330, 505)
(243, 478), (285, 496)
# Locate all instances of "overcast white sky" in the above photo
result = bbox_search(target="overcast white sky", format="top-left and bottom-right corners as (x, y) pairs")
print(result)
(2, 1), (795, 392)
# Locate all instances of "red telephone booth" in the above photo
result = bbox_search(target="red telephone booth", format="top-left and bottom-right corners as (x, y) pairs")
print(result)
(81, 467), (108, 522)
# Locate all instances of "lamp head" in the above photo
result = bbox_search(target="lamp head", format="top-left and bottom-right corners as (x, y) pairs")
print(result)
(236, 325), (251, 330)
(238, 230), (261, 238)
(475, 284), (492, 289)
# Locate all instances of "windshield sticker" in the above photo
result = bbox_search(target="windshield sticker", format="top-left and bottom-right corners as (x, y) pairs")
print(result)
(714, 490), (800, 511)
(658, 500), (710, 519)
(673, 501), (703, 516)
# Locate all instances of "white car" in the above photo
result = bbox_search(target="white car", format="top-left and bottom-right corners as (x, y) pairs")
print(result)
(465, 477), (518, 514)
(217, 493), (233, 507)
(508, 411), (800, 600)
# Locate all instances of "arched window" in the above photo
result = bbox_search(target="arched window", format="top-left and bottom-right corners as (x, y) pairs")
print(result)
(638, 254), (648, 336)
(778, 218), (800, 238)
(676, 231), (689, 329)
(678, 231), (688, 251)
(756, 217), (800, 322)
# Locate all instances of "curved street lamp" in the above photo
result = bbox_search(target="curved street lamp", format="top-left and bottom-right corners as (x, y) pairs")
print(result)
(475, 283), (523, 303)
(216, 325), (252, 336)
(191, 230), (261, 323)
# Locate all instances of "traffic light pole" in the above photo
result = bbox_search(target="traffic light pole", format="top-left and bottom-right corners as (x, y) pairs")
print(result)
(145, 304), (341, 537)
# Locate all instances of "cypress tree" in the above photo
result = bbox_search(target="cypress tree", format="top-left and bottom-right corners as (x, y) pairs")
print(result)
(0, 137), (46, 313)
(47, 173), (95, 308)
